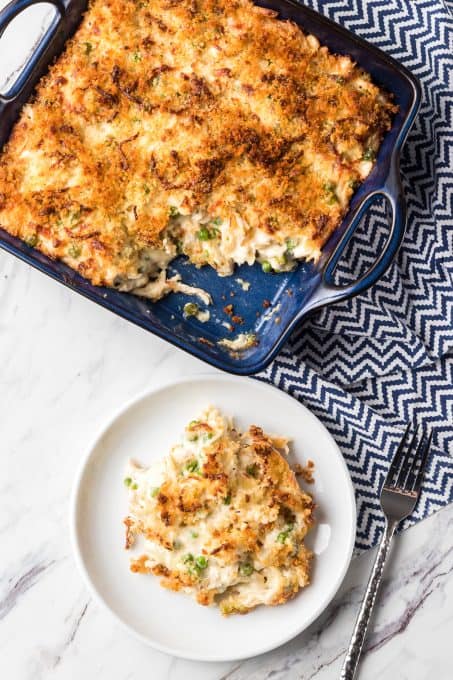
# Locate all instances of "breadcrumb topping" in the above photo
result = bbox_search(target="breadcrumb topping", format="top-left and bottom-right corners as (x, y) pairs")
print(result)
(0, 0), (395, 297)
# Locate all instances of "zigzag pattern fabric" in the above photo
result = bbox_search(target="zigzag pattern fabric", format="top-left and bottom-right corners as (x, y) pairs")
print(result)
(260, 0), (453, 552)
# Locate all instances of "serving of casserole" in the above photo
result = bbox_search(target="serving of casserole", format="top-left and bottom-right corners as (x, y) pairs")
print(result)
(0, 0), (420, 373)
(124, 405), (315, 616)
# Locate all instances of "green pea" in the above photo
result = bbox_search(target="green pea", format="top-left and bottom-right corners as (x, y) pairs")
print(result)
(276, 524), (294, 544)
(123, 477), (133, 487)
(195, 555), (208, 570)
(25, 234), (38, 248)
(183, 302), (199, 317)
(151, 486), (160, 498)
(323, 182), (339, 205)
(68, 243), (81, 258)
(186, 459), (200, 473)
(197, 227), (211, 241)
(239, 562), (254, 576)
(261, 261), (272, 273)
(246, 464), (259, 478)
(363, 148), (376, 161)
(183, 553), (207, 576)
(286, 238), (296, 253)
(191, 531), (199, 538)
(211, 217), (222, 226)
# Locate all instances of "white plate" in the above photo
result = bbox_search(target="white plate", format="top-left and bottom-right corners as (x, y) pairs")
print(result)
(71, 375), (356, 661)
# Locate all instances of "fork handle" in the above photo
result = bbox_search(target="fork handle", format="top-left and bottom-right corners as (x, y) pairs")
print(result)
(340, 519), (397, 680)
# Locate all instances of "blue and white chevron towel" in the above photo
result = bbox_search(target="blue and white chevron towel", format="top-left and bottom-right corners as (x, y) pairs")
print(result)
(262, 0), (453, 551)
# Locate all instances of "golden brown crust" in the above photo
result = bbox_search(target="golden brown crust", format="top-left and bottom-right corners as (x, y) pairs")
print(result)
(0, 0), (396, 287)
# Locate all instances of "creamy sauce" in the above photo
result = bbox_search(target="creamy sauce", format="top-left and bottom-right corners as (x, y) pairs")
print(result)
(218, 332), (257, 352)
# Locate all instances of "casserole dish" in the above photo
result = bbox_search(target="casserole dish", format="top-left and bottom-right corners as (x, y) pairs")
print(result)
(0, 0), (421, 374)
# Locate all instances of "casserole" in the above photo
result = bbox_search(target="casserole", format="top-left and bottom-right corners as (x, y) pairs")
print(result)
(123, 404), (314, 616)
(0, 0), (421, 374)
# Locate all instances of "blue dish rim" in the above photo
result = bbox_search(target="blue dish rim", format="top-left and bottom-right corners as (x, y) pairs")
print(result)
(0, 0), (421, 375)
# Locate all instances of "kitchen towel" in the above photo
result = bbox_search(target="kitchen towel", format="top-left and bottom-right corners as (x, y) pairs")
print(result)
(261, 0), (453, 551)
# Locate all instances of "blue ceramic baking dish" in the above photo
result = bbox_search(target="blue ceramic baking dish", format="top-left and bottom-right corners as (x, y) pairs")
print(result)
(0, 0), (420, 374)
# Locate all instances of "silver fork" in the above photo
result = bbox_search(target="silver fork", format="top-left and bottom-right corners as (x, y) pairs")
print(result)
(340, 424), (433, 680)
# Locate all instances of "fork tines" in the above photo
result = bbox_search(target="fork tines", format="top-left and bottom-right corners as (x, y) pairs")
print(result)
(385, 423), (433, 493)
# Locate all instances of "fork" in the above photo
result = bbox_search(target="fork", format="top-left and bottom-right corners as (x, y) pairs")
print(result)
(340, 424), (433, 680)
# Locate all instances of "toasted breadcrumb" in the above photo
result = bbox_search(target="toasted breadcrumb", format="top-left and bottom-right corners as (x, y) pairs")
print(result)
(294, 460), (315, 484)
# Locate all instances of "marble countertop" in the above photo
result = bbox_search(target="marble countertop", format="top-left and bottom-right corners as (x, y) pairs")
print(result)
(1, 8), (452, 678)
(2, 234), (453, 680)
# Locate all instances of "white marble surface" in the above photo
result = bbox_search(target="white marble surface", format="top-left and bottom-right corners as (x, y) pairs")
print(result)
(1, 8), (452, 679)
(2, 236), (453, 680)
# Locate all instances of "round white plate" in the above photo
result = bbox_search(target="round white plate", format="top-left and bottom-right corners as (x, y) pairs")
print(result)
(71, 374), (356, 661)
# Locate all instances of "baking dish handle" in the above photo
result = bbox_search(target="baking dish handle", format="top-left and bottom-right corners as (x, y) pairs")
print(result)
(307, 161), (406, 312)
(0, 0), (65, 101)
